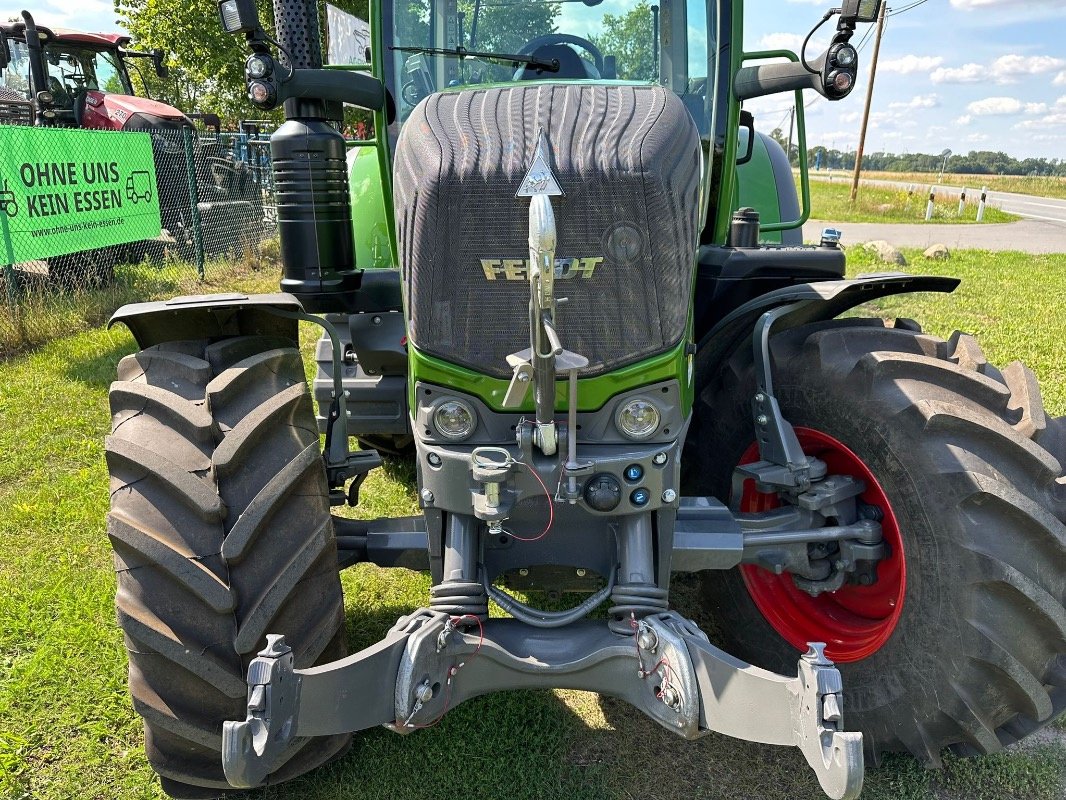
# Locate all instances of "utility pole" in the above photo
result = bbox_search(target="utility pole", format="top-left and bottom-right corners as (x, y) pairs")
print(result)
(849, 0), (888, 203)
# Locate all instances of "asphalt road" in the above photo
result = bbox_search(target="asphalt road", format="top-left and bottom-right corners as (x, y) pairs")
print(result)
(802, 218), (1066, 254)
(822, 175), (1066, 224)
(802, 177), (1066, 253)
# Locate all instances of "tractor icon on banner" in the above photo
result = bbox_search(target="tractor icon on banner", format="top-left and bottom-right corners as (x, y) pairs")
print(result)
(0, 179), (18, 217)
(125, 171), (152, 204)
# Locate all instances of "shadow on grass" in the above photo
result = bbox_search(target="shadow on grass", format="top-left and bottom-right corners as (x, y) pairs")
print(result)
(61, 333), (139, 389)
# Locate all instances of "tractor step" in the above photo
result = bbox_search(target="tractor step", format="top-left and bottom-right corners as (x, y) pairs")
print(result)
(222, 611), (863, 799)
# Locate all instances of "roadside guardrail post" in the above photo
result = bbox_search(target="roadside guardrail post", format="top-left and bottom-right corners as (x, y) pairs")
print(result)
(977, 187), (988, 223)
(925, 186), (935, 222)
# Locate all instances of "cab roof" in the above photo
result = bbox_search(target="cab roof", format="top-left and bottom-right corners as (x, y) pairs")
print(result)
(2, 23), (131, 48)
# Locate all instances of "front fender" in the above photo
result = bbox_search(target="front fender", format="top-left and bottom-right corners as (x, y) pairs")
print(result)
(694, 273), (960, 387)
(108, 292), (304, 350)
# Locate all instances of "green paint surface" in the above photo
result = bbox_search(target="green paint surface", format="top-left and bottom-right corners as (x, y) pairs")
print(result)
(410, 341), (693, 415)
(348, 144), (396, 268)
(0, 127), (161, 264)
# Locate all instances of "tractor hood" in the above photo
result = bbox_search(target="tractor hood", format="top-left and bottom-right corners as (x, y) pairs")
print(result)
(394, 83), (702, 379)
(81, 90), (191, 131)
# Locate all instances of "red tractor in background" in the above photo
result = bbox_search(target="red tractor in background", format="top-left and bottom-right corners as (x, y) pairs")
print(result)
(0, 11), (267, 281)
(0, 11), (184, 131)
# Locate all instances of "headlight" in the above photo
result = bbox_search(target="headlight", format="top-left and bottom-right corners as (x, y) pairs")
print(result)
(833, 44), (858, 68)
(433, 399), (476, 441)
(248, 80), (277, 107)
(246, 54), (272, 79)
(615, 397), (661, 440)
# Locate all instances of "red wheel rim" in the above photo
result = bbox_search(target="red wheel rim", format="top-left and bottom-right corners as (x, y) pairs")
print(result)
(738, 428), (905, 663)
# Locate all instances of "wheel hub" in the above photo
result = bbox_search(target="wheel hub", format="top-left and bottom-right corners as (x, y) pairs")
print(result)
(738, 428), (906, 663)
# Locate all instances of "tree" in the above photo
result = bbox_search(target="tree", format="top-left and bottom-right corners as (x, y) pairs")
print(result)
(590, 1), (655, 81)
(116, 0), (370, 118)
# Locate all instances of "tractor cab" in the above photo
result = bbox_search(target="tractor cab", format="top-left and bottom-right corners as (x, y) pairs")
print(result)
(383, 0), (712, 139)
(0, 12), (186, 131)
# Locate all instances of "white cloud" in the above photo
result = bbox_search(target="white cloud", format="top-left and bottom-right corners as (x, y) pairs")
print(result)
(967, 97), (1024, 115)
(931, 54), (1065, 84)
(989, 54), (1066, 82)
(889, 94), (940, 111)
(931, 63), (985, 84)
(951, 0), (1065, 9)
(955, 115), (973, 126)
(1055, 72), (1066, 86)
(757, 32), (805, 51)
(880, 55), (945, 75)
(1025, 102), (1049, 115)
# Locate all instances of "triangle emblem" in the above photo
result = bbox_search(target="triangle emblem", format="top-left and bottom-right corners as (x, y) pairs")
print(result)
(517, 130), (564, 197)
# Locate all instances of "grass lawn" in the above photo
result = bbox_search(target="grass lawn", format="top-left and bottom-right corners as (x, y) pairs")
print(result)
(0, 248), (1064, 799)
(804, 178), (1019, 225)
(859, 171), (1066, 202)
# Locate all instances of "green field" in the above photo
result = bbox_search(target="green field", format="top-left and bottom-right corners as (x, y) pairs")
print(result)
(804, 178), (1019, 225)
(1, 247), (1064, 799)
(860, 171), (1066, 202)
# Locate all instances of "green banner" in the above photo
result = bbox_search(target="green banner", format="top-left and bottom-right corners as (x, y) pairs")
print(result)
(0, 126), (161, 265)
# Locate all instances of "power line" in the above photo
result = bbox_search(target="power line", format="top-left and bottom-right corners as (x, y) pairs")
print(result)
(888, 0), (931, 17)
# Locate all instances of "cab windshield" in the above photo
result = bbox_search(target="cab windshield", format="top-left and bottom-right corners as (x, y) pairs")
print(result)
(384, 0), (715, 136)
(43, 43), (131, 108)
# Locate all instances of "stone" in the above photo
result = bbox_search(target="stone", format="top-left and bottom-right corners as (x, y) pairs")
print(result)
(923, 244), (950, 260)
(864, 240), (907, 266)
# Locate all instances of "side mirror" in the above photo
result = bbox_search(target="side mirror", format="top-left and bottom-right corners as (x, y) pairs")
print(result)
(737, 110), (755, 165)
(840, 0), (881, 26)
(152, 48), (169, 79)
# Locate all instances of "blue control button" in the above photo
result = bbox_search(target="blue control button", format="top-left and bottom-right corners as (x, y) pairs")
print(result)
(623, 464), (644, 483)
(630, 487), (650, 507)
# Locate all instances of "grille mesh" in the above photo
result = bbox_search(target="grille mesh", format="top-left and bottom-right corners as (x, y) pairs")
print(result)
(394, 84), (701, 379)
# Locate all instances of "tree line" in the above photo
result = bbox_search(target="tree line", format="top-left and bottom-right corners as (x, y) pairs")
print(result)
(769, 130), (1066, 177)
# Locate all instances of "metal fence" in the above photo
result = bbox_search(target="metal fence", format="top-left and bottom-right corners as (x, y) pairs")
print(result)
(1, 120), (278, 295)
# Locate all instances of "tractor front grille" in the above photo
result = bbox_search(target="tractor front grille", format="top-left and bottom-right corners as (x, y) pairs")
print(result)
(393, 83), (701, 379)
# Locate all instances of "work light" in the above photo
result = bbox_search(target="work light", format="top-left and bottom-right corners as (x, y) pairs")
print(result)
(840, 0), (881, 24)
(218, 0), (260, 35)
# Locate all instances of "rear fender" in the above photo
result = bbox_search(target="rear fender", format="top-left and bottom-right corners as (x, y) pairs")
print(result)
(108, 293), (304, 349)
(693, 274), (960, 388)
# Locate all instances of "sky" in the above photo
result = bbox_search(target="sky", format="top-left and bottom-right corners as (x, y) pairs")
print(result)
(8, 0), (1066, 160)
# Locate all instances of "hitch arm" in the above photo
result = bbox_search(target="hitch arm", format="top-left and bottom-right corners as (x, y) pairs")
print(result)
(221, 611), (431, 788)
(683, 635), (863, 800)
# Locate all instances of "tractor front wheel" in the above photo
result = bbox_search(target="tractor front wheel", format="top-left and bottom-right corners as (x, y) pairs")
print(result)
(105, 336), (350, 797)
(696, 319), (1066, 765)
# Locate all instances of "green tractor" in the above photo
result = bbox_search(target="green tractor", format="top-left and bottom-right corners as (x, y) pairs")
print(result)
(104, 0), (1066, 797)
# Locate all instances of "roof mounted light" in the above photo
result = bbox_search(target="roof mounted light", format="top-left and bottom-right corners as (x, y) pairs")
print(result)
(840, 0), (882, 26)
(218, 0), (260, 35)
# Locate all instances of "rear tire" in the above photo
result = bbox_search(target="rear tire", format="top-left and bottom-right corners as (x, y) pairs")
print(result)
(106, 336), (350, 797)
(694, 319), (1066, 765)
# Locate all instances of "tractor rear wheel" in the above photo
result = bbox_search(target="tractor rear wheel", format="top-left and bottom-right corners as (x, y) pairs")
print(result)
(695, 319), (1066, 765)
(105, 336), (350, 797)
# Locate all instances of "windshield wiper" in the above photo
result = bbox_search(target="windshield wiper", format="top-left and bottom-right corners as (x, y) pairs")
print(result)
(390, 45), (559, 72)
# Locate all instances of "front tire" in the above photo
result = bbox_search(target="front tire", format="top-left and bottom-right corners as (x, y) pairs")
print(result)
(695, 319), (1066, 765)
(105, 336), (350, 797)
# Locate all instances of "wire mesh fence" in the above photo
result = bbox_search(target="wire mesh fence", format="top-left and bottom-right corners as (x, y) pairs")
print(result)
(0, 120), (281, 355)
(4, 123), (277, 285)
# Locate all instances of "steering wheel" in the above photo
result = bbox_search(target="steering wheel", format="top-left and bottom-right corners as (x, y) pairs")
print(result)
(47, 76), (71, 108)
(518, 34), (604, 74)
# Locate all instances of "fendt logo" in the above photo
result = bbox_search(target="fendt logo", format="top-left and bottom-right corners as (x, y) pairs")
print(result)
(481, 256), (604, 281)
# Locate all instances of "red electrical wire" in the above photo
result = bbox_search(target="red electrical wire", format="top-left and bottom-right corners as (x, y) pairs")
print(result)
(404, 615), (485, 729)
(503, 461), (554, 542)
